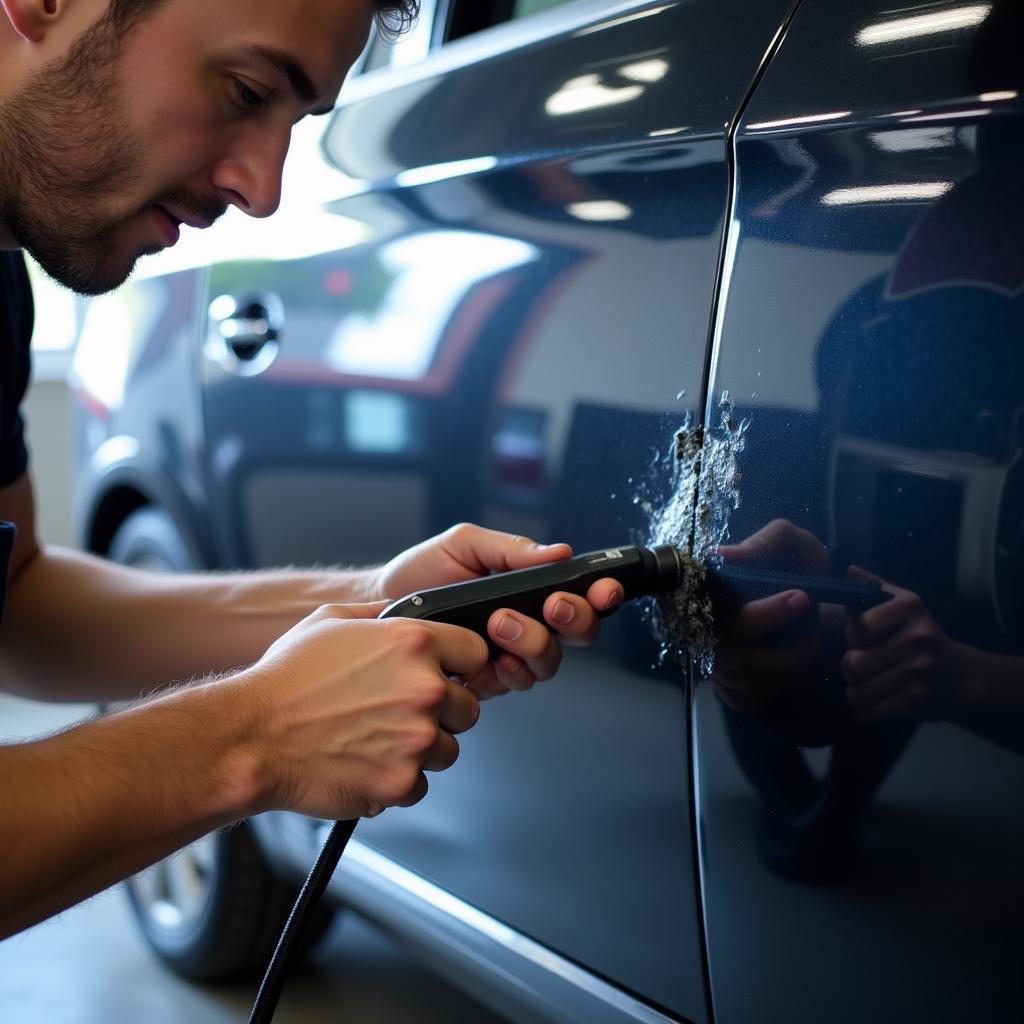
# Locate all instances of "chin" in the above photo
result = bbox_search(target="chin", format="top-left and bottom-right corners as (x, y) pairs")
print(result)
(32, 248), (147, 296)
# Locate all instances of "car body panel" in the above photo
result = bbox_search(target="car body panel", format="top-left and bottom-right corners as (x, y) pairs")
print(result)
(698, 0), (1024, 1020)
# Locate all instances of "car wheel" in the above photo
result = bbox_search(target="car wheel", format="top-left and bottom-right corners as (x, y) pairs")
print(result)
(105, 506), (335, 980)
(124, 821), (335, 981)
(107, 506), (197, 572)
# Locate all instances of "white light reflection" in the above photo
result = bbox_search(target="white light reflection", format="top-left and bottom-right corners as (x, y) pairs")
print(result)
(979, 90), (1018, 102)
(618, 58), (669, 83)
(822, 182), (953, 206)
(870, 126), (956, 152)
(566, 200), (633, 222)
(906, 107), (993, 121)
(326, 231), (537, 380)
(856, 4), (991, 46)
(395, 156), (499, 188)
(746, 111), (852, 131)
(573, 5), (674, 38)
(545, 73), (644, 116)
(649, 126), (687, 137)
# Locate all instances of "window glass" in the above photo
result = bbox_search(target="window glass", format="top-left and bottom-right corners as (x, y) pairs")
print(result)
(513, 0), (575, 17)
(446, 0), (578, 42)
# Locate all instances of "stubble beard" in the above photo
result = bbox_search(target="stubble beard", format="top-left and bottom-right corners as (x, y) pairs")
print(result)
(0, 18), (153, 295)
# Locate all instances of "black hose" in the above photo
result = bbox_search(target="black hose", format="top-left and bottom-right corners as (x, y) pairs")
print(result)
(248, 818), (359, 1024)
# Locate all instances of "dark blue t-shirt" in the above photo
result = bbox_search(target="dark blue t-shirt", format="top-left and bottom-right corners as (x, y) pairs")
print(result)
(0, 250), (33, 623)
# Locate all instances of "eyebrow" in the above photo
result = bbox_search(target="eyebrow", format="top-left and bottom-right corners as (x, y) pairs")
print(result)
(242, 44), (335, 116)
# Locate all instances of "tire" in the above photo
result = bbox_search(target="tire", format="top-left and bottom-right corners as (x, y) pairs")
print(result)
(105, 506), (336, 980)
(124, 822), (335, 981)
(107, 506), (197, 572)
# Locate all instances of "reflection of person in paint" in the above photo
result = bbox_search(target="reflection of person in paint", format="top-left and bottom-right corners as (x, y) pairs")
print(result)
(711, 518), (1024, 881)
(715, 519), (1024, 735)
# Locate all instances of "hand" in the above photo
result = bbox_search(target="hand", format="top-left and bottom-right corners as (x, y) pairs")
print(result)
(718, 518), (830, 576)
(843, 567), (968, 722)
(236, 601), (487, 820)
(714, 519), (837, 713)
(369, 524), (624, 699)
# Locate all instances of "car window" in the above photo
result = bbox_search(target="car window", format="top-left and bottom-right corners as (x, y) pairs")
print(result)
(445, 0), (579, 42)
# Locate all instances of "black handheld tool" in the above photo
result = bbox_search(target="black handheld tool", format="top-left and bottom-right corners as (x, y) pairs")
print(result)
(380, 544), (687, 652)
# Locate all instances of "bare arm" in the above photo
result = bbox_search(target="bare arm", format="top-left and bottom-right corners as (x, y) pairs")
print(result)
(0, 474), (623, 703)
(0, 473), (376, 701)
(0, 676), (263, 937)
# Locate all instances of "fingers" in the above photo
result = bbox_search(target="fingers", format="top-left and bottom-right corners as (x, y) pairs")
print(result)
(414, 619), (490, 678)
(725, 589), (812, 642)
(541, 581), (623, 646)
(421, 728), (461, 772)
(842, 630), (910, 685)
(846, 587), (914, 648)
(845, 662), (925, 712)
(718, 518), (829, 574)
(460, 663), (512, 700)
(488, 608), (562, 683)
(394, 773), (429, 808)
(435, 676), (480, 734)
(441, 523), (572, 575)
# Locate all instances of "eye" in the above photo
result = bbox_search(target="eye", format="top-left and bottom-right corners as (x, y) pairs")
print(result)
(233, 78), (267, 112)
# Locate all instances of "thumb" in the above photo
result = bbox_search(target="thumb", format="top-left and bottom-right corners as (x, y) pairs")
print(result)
(446, 524), (572, 573)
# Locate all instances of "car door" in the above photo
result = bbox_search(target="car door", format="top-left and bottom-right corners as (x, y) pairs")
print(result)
(200, 0), (794, 1020)
(697, 0), (1024, 1020)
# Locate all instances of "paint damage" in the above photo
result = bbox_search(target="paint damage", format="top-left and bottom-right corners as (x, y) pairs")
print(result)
(644, 391), (748, 673)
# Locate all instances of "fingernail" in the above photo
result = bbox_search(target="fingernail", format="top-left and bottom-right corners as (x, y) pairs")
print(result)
(788, 591), (809, 612)
(603, 591), (621, 611)
(550, 599), (574, 625)
(495, 615), (523, 642)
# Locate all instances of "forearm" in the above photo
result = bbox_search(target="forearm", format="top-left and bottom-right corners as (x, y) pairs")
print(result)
(0, 676), (267, 938)
(0, 545), (379, 701)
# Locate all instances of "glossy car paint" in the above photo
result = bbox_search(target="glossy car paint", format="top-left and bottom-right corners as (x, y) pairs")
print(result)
(700, 0), (1024, 1020)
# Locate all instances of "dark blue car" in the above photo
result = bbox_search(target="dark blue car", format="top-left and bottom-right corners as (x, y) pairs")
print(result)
(71, 0), (1024, 1020)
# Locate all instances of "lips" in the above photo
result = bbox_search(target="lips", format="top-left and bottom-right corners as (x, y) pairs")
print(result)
(152, 205), (181, 247)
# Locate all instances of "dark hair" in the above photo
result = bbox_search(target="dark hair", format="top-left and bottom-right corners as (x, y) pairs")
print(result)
(107, 0), (420, 38)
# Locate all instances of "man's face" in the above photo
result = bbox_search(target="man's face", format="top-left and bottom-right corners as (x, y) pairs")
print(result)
(0, 0), (372, 295)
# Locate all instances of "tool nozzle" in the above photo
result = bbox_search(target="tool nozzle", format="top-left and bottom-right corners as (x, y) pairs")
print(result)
(645, 544), (689, 593)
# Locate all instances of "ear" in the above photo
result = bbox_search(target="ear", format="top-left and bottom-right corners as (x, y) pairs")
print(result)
(1, 0), (61, 43)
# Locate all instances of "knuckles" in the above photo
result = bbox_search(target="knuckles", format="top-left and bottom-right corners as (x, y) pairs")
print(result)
(384, 618), (435, 657)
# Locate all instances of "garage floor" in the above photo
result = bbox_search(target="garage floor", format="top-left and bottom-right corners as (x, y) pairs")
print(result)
(0, 694), (509, 1024)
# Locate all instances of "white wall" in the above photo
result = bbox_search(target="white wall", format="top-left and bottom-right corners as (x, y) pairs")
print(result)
(23, 378), (74, 548)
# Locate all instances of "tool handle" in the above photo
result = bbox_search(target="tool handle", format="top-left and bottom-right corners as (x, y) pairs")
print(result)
(379, 546), (655, 656)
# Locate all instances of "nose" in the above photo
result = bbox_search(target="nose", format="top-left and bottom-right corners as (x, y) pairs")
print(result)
(211, 123), (292, 219)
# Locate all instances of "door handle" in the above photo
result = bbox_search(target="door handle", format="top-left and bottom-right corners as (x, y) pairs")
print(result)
(206, 291), (284, 376)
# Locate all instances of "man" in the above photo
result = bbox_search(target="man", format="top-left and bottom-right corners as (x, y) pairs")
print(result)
(0, 0), (623, 938)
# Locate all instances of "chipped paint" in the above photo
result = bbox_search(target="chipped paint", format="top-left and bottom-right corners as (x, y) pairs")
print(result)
(644, 391), (748, 674)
